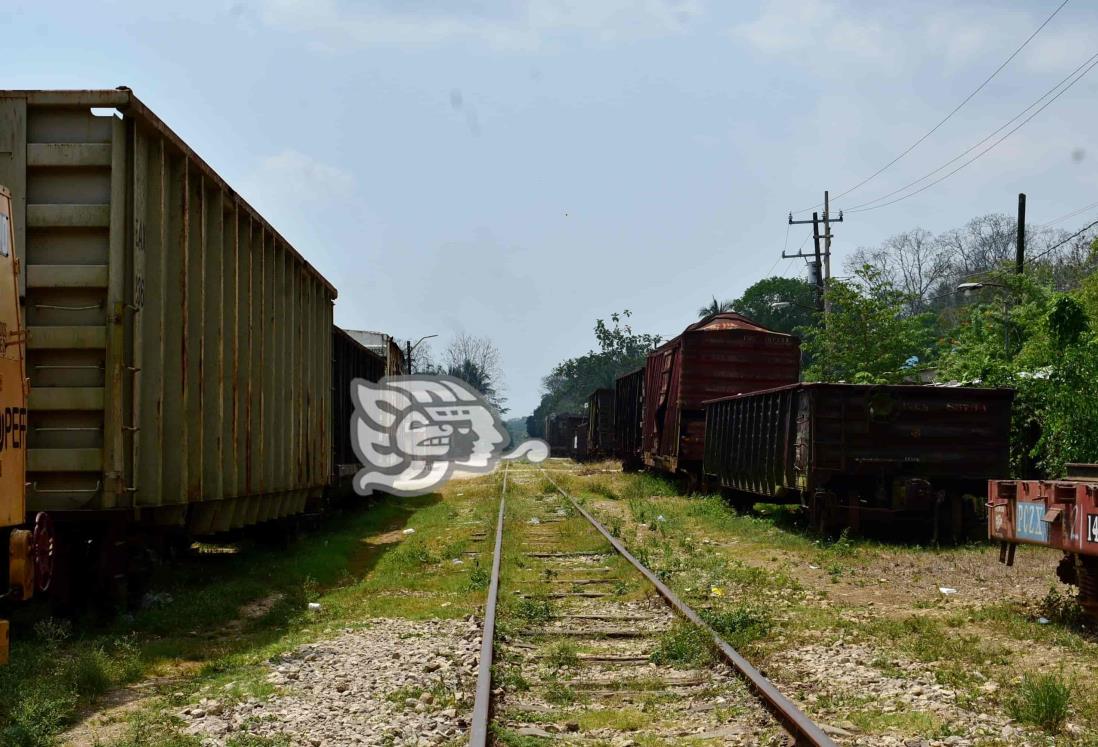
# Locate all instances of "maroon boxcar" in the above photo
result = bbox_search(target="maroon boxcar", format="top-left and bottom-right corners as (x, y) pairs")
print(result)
(643, 313), (800, 475)
(989, 464), (1098, 618)
(704, 383), (1014, 539)
(613, 368), (645, 471)
(585, 389), (615, 460)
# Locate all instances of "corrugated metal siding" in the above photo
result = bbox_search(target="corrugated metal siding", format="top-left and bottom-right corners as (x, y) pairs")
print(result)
(612, 368), (643, 463)
(0, 91), (336, 532)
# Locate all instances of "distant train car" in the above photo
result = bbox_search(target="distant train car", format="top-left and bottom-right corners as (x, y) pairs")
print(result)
(704, 383), (1014, 539)
(545, 413), (586, 458)
(585, 388), (614, 460)
(613, 368), (644, 471)
(331, 328), (385, 492)
(573, 420), (590, 461)
(988, 464), (1098, 619)
(643, 313), (800, 476)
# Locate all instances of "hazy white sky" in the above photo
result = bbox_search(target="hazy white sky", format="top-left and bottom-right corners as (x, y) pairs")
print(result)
(6, 0), (1097, 415)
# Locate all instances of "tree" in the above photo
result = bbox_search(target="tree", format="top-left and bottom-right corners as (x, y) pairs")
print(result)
(802, 265), (935, 384)
(442, 334), (507, 412)
(531, 310), (661, 428)
(729, 276), (817, 335)
(697, 296), (734, 318)
(846, 228), (951, 313)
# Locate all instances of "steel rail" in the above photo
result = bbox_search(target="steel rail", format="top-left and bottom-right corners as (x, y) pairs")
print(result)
(541, 469), (836, 747)
(468, 464), (508, 746)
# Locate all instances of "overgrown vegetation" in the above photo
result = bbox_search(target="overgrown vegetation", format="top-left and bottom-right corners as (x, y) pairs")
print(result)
(1007, 673), (1073, 733)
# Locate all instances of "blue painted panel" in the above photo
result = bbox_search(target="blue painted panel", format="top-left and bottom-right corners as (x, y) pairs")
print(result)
(1015, 500), (1049, 543)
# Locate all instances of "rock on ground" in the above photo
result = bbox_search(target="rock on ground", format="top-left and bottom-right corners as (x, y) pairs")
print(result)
(182, 617), (481, 746)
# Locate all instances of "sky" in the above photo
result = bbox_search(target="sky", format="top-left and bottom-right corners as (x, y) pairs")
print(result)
(5, 0), (1098, 416)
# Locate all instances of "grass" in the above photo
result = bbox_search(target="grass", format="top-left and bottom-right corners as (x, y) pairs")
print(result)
(1007, 673), (1073, 733)
(650, 620), (714, 667)
(0, 485), (496, 746)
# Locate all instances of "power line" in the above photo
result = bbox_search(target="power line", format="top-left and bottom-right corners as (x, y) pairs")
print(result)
(843, 51), (1098, 213)
(1040, 199), (1098, 228)
(792, 0), (1070, 214)
(1029, 218), (1098, 262)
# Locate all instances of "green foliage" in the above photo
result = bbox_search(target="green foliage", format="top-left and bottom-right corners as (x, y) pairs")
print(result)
(802, 265), (935, 383)
(650, 620), (714, 666)
(531, 311), (660, 430)
(938, 275), (1098, 476)
(729, 276), (818, 336)
(514, 597), (553, 624)
(698, 296), (734, 318)
(1006, 673), (1072, 733)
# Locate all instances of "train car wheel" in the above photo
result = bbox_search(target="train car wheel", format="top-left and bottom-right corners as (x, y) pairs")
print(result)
(31, 513), (56, 593)
(1077, 556), (1098, 621)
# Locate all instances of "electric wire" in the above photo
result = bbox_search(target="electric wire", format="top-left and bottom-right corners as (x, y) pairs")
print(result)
(791, 0), (1071, 214)
(1039, 199), (1098, 228)
(842, 51), (1098, 213)
(1028, 218), (1098, 262)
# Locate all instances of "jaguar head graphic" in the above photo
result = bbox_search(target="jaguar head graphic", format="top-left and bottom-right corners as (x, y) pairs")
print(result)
(351, 375), (543, 497)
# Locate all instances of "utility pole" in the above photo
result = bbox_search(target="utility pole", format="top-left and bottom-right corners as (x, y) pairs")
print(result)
(821, 191), (842, 313)
(1015, 192), (1026, 275)
(786, 192), (844, 314)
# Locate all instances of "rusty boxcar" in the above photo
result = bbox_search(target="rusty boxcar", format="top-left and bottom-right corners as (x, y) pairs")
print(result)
(585, 388), (614, 460)
(643, 313), (800, 476)
(331, 327), (385, 491)
(0, 89), (339, 610)
(703, 383), (1014, 539)
(988, 464), (1098, 619)
(613, 367), (644, 471)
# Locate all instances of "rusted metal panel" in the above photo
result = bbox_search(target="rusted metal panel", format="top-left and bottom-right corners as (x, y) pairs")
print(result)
(988, 474), (1098, 554)
(613, 367), (644, 467)
(705, 383), (1014, 534)
(2, 90), (336, 531)
(644, 313), (800, 473)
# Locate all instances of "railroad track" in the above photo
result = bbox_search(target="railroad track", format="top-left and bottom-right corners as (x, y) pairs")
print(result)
(469, 462), (835, 746)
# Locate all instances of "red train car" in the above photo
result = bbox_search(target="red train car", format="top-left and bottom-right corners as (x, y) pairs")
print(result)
(642, 313), (799, 476)
(988, 464), (1098, 617)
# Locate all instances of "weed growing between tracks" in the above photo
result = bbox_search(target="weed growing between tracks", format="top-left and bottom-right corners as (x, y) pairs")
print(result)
(565, 461), (1098, 745)
(0, 478), (501, 747)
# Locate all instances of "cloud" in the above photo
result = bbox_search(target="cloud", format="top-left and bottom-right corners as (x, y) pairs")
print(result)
(730, 0), (888, 62)
(247, 0), (704, 51)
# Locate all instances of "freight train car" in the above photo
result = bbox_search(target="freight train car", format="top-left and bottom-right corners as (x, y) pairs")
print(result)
(988, 464), (1098, 618)
(0, 88), (338, 611)
(613, 368), (644, 471)
(585, 388), (614, 460)
(544, 413), (586, 458)
(331, 328), (385, 491)
(643, 313), (799, 477)
(703, 383), (1014, 539)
